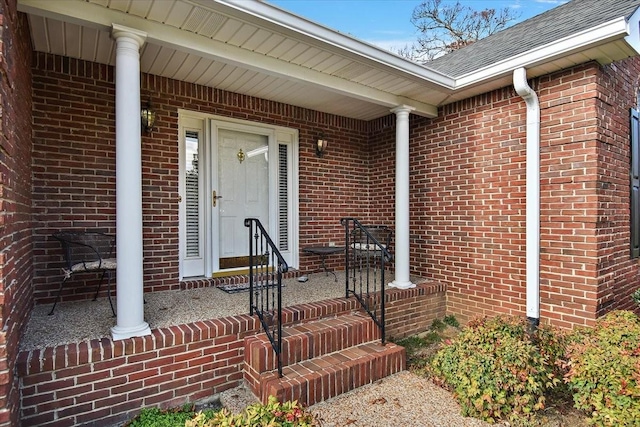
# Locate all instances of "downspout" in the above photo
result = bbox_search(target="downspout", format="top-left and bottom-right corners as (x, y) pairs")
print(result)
(513, 68), (540, 329)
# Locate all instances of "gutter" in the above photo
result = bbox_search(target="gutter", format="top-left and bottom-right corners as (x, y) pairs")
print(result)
(513, 68), (540, 329)
(456, 17), (634, 89)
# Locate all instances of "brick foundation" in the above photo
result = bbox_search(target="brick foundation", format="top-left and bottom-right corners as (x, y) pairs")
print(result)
(17, 282), (445, 426)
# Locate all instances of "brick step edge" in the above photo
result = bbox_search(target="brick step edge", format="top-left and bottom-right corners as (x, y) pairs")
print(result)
(246, 341), (406, 407)
(244, 313), (380, 374)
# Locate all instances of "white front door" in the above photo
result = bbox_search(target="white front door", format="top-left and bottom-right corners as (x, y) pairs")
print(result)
(216, 129), (269, 269)
(178, 111), (299, 279)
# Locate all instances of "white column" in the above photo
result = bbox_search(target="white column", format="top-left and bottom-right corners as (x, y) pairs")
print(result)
(389, 105), (416, 289)
(110, 24), (151, 340)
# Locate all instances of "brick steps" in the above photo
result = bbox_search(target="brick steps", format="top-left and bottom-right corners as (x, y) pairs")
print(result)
(243, 313), (406, 407)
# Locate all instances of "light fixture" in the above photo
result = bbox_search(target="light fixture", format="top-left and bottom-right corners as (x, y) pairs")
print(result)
(140, 100), (156, 133)
(316, 134), (328, 157)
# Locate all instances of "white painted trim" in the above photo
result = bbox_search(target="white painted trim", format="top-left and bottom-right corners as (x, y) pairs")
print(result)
(176, 110), (300, 274)
(18, 0), (439, 117)
(513, 68), (540, 323)
(19, 0), (639, 119)
(178, 114), (206, 279)
(456, 18), (633, 89)
(276, 129), (301, 269)
(626, 6), (640, 55)
(208, 0), (454, 84)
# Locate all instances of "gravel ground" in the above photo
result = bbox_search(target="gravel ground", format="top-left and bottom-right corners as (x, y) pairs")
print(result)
(219, 371), (497, 427)
(310, 371), (496, 427)
(20, 270), (379, 351)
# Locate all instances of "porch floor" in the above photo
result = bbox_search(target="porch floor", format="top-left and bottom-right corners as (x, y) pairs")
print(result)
(20, 270), (401, 352)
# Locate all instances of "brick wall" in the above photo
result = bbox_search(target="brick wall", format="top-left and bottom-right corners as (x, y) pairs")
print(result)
(405, 85), (528, 325)
(538, 63), (605, 328)
(0, 1), (33, 425)
(592, 57), (640, 316)
(392, 60), (640, 327)
(367, 115), (398, 239)
(34, 52), (640, 329)
(17, 283), (445, 426)
(31, 53), (371, 303)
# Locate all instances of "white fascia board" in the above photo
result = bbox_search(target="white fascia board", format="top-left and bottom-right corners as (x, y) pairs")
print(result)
(210, 0), (456, 87)
(455, 17), (633, 89)
(625, 6), (640, 55)
(18, 0), (439, 117)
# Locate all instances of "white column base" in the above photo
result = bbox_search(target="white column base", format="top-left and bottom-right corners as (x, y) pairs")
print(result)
(388, 280), (416, 289)
(111, 322), (151, 341)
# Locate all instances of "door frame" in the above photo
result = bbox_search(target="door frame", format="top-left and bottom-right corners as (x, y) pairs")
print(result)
(178, 110), (299, 279)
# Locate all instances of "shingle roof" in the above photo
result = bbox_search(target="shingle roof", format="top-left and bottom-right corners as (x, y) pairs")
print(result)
(427, 0), (640, 77)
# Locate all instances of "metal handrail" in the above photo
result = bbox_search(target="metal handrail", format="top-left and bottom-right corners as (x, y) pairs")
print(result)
(341, 218), (392, 343)
(244, 218), (288, 377)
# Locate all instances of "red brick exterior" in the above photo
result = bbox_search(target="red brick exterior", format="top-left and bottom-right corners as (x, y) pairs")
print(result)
(387, 59), (640, 328)
(0, 1), (32, 425)
(31, 53), (371, 303)
(32, 54), (640, 327)
(591, 58), (640, 316)
(2, 17), (637, 427)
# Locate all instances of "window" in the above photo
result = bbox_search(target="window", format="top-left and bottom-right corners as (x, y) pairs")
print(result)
(278, 144), (289, 252)
(631, 107), (640, 258)
(185, 131), (200, 258)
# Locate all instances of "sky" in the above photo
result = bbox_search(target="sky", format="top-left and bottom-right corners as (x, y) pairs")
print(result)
(269, 0), (567, 53)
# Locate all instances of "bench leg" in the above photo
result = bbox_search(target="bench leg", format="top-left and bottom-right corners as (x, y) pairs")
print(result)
(93, 270), (106, 301)
(93, 270), (116, 317)
(48, 276), (69, 315)
(106, 270), (116, 317)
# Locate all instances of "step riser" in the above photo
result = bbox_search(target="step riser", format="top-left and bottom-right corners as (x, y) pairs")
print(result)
(243, 314), (406, 408)
(259, 344), (405, 406)
(245, 314), (379, 374)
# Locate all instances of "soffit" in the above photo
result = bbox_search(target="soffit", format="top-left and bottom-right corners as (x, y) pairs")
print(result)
(20, 0), (449, 120)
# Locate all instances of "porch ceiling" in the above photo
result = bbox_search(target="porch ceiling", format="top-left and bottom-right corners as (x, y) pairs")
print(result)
(19, 0), (449, 120)
(17, 0), (640, 121)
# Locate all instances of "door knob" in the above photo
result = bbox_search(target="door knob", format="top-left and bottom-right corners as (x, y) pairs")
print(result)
(212, 190), (223, 207)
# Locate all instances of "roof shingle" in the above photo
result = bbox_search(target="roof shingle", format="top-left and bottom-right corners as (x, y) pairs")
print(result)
(426, 0), (640, 77)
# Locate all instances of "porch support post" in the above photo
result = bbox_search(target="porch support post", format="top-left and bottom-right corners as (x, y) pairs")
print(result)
(110, 24), (151, 340)
(389, 105), (416, 290)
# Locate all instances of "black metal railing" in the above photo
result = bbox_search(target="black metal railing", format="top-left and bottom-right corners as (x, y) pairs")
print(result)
(244, 218), (288, 377)
(341, 218), (393, 343)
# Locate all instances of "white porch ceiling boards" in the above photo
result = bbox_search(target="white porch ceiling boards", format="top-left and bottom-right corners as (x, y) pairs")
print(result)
(17, 0), (640, 121)
(19, 0), (446, 120)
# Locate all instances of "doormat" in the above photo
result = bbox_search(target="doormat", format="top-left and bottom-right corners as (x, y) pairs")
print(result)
(219, 281), (283, 294)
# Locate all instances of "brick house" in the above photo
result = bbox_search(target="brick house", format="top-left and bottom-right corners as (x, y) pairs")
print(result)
(1, 0), (640, 425)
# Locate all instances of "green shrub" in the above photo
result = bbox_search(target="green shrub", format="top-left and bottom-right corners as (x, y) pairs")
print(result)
(430, 318), (446, 331)
(185, 396), (317, 427)
(564, 310), (640, 426)
(430, 315), (565, 424)
(443, 315), (460, 328)
(125, 404), (214, 427)
(632, 289), (640, 307)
